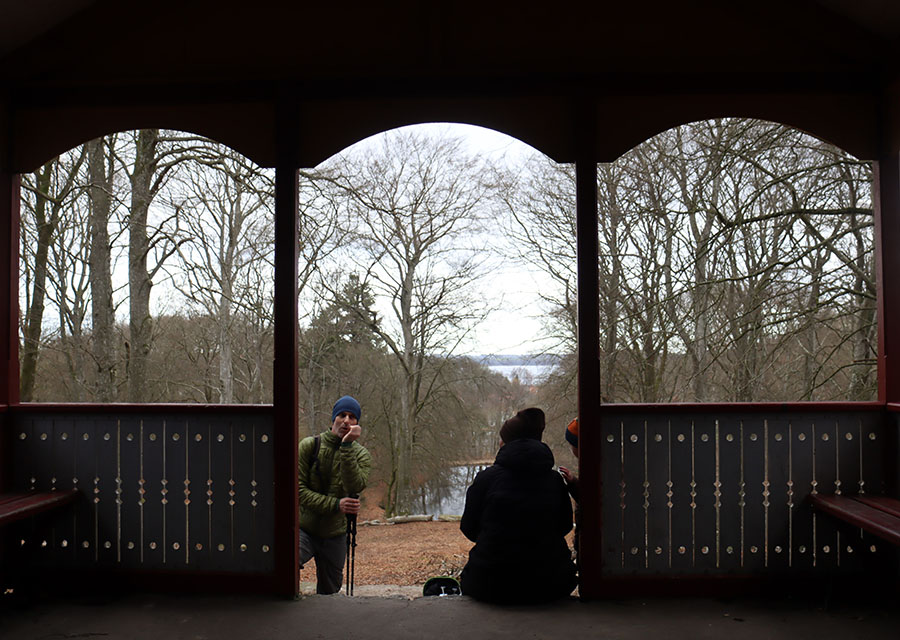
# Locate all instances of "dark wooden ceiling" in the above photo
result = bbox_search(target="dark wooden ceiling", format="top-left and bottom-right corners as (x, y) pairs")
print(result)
(3, 0), (900, 168)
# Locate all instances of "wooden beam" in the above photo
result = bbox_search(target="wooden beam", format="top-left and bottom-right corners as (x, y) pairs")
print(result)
(575, 101), (602, 600)
(272, 99), (300, 599)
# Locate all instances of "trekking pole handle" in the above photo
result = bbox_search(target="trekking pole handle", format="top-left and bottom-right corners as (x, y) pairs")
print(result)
(346, 493), (359, 527)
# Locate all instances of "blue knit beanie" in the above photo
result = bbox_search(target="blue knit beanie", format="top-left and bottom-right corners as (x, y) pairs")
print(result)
(332, 395), (361, 422)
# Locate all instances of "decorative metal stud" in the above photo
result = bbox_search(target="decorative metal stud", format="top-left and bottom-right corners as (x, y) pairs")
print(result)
(630, 547), (639, 555)
(40, 433), (47, 441)
(655, 546), (662, 555)
(606, 434), (615, 443)
(726, 546), (734, 554)
(823, 545), (830, 553)
(83, 433), (90, 440)
(104, 541), (111, 549)
(218, 544), (226, 551)
(103, 433), (111, 441)
(61, 540), (68, 548)
(83, 541), (90, 549)
(678, 546), (686, 554)
(240, 544), (247, 552)
(750, 546), (758, 553)
(262, 545), (270, 553)
(799, 545), (806, 553)
(41, 540), (48, 548)
(239, 434), (247, 442)
(700, 433), (709, 442)
(149, 433), (157, 441)
(149, 542), (157, 550)
(775, 433), (783, 441)
(173, 542), (180, 550)
(775, 545), (782, 553)
(261, 434), (269, 443)
(195, 433), (202, 442)
(677, 433), (685, 442)
(172, 433), (180, 441)
(869, 433), (877, 440)
(654, 434), (662, 442)
(126, 433), (134, 441)
(798, 433), (806, 441)
(845, 432), (853, 440)
(196, 543), (203, 551)
(217, 434), (225, 442)
(128, 542), (135, 550)
(701, 546), (709, 554)
(726, 434), (734, 442)
(870, 545), (877, 553)
(822, 433), (829, 441)
(749, 433), (758, 442)
(61, 432), (68, 440)
(18, 433), (26, 440)
(630, 434), (638, 443)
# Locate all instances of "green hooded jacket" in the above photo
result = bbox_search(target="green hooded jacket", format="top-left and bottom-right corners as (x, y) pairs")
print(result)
(298, 430), (371, 538)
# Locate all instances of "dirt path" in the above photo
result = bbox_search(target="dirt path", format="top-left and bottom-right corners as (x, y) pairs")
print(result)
(300, 520), (473, 591)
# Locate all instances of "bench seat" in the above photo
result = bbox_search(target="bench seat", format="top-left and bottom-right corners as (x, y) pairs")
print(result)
(0, 490), (80, 526)
(808, 494), (900, 547)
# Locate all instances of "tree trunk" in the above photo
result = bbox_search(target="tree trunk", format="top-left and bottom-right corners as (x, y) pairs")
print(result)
(127, 129), (159, 402)
(88, 137), (117, 402)
(20, 163), (55, 402)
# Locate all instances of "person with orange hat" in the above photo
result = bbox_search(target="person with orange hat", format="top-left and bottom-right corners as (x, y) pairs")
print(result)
(558, 417), (580, 566)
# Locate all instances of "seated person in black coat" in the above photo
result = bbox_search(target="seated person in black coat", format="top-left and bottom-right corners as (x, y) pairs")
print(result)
(459, 407), (577, 604)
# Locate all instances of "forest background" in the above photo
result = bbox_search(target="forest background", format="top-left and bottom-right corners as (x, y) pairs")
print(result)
(19, 119), (876, 516)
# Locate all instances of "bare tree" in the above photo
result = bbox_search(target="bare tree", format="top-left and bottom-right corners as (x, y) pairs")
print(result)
(19, 149), (87, 401)
(323, 129), (495, 514)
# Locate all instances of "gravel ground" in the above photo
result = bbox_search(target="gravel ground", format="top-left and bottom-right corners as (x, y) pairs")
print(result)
(300, 520), (473, 594)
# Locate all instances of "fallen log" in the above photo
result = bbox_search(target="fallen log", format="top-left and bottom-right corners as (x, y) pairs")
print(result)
(386, 514), (434, 523)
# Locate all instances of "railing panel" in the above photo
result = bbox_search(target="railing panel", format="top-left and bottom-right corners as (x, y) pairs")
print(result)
(600, 406), (890, 576)
(10, 408), (274, 575)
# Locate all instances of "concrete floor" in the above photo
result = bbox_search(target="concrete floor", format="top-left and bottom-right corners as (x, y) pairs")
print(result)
(2, 591), (899, 640)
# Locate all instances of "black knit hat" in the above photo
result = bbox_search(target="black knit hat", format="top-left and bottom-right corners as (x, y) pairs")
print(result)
(499, 407), (546, 443)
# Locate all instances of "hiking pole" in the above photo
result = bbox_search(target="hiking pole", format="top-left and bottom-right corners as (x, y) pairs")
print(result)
(345, 493), (358, 596)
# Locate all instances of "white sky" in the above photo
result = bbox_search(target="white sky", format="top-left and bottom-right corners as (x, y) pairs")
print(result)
(325, 123), (563, 357)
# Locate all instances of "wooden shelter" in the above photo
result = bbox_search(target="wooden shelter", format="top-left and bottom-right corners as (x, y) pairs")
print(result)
(1, 0), (899, 598)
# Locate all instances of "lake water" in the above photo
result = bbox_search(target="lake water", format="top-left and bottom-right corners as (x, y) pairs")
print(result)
(418, 464), (488, 517)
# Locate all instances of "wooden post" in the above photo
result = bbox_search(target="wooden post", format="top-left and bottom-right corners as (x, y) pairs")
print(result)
(0, 169), (19, 492)
(875, 154), (900, 406)
(272, 99), (300, 598)
(873, 81), (900, 496)
(574, 102), (602, 600)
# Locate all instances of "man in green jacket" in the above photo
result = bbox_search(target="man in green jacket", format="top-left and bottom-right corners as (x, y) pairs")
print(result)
(298, 395), (372, 594)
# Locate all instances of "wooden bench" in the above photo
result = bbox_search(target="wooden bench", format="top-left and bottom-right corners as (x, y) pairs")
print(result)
(0, 490), (80, 527)
(808, 494), (900, 547)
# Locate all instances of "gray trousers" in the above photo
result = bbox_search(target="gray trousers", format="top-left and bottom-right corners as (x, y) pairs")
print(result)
(299, 528), (348, 594)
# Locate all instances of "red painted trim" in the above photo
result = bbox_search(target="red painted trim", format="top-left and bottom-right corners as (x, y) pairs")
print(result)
(10, 403), (274, 415)
(0, 172), (19, 406)
(0, 489), (79, 525)
(887, 403), (900, 413)
(874, 156), (900, 403)
(809, 494), (900, 546)
(856, 495), (900, 519)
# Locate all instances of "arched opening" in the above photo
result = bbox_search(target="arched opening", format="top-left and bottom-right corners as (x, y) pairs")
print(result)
(18, 129), (276, 404)
(293, 122), (579, 594)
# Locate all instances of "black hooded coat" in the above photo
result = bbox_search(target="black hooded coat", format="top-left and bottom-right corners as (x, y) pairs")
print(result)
(459, 438), (577, 603)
